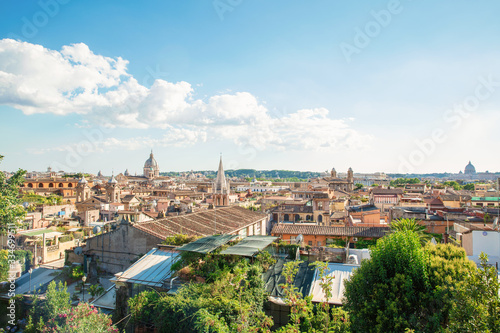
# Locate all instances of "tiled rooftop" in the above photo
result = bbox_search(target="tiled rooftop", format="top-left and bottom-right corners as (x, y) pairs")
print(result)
(133, 206), (266, 239)
(271, 224), (390, 238)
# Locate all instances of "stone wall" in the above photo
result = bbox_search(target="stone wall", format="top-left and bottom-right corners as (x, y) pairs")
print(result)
(84, 222), (163, 274)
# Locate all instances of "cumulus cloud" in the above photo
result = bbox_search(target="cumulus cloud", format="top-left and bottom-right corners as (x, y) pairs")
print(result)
(0, 39), (370, 151)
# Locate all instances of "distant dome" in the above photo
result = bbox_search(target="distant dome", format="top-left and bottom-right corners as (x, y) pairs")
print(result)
(144, 151), (159, 168)
(464, 161), (476, 174)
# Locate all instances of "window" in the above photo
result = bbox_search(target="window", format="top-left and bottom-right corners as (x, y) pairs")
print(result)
(284, 214), (289, 222)
(38, 183), (44, 188)
(317, 241), (321, 247)
(318, 215), (323, 223)
(308, 241), (313, 246)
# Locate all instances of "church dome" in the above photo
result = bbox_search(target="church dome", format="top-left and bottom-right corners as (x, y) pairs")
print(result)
(144, 151), (158, 168)
(464, 161), (476, 174)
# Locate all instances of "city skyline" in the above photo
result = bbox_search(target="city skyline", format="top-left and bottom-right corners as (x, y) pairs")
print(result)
(1, 1), (500, 173)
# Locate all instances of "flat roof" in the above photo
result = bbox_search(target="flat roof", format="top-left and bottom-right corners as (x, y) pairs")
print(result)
(176, 234), (237, 254)
(111, 248), (179, 287)
(20, 229), (63, 238)
(220, 236), (278, 257)
(309, 263), (359, 304)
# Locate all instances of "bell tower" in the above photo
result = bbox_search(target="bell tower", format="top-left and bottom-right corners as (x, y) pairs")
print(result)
(76, 176), (91, 202)
(105, 174), (121, 203)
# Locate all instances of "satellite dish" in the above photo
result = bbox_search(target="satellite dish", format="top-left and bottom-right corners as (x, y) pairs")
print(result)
(74, 247), (83, 255)
(93, 226), (101, 234)
(295, 234), (304, 244)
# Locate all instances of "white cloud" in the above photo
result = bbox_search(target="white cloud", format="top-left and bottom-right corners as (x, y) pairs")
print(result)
(1, 39), (370, 151)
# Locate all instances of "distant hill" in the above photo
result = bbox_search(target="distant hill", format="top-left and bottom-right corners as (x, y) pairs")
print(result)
(160, 169), (323, 181)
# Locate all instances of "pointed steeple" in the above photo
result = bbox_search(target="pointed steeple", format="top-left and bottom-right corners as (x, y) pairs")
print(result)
(108, 173), (117, 184)
(214, 155), (228, 194)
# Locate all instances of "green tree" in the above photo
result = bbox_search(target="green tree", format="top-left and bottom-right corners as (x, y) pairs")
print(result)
(0, 155), (26, 233)
(389, 218), (431, 245)
(463, 183), (475, 191)
(344, 231), (477, 333)
(26, 281), (117, 333)
(442, 181), (462, 191)
(344, 231), (430, 332)
(26, 281), (71, 332)
(447, 253), (500, 332)
(129, 261), (273, 332)
(355, 183), (363, 190)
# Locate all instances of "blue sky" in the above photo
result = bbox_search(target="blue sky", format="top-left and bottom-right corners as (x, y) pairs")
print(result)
(1, 0), (500, 175)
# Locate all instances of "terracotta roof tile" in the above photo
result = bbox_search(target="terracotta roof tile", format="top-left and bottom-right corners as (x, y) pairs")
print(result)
(133, 206), (266, 239)
(271, 224), (389, 238)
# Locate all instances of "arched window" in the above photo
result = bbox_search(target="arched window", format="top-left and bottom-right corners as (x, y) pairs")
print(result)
(38, 183), (44, 188)
(48, 183), (54, 188)
(318, 215), (323, 223)
(306, 215), (312, 221)
(68, 183), (73, 188)
(295, 215), (300, 222)
(284, 214), (289, 222)
(28, 183), (33, 188)
(58, 183), (63, 188)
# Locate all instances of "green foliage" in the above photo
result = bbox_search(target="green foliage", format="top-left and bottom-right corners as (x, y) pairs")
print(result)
(277, 240), (300, 260)
(88, 284), (105, 298)
(463, 183), (475, 191)
(354, 238), (377, 249)
(22, 192), (63, 207)
(390, 178), (421, 187)
(129, 261), (272, 333)
(326, 238), (347, 248)
(0, 156), (26, 233)
(26, 281), (71, 332)
(255, 250), (276, 271)
(390, 218), (431, 245)
(26, 281), (116, 332)
(162, 233), (199, 246)
(41, 302), (118, 333)
(442, 181), (462, 191)
(0, 249), (33, 282)
(355, 183), (363, 190)
(447, 253), (500, 332)
(275, 261), (350, 333)
(344, 231), (479, 333)
(344, 231), (431, 332)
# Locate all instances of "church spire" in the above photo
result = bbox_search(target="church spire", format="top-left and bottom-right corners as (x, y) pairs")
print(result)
(214, 155), (228, 194)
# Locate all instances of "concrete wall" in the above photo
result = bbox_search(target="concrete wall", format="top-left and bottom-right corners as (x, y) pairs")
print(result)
(462, 232), (473, 256)
(44, 239), (77, 262)
(40, 204), (76, 218)
(472, 230), (500, 258)
(84, 222), (163, 274)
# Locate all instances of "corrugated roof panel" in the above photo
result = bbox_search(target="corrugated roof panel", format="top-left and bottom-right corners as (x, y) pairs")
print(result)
(176, 234), (238, 253)
(220, 236), (278, 257)
(112, 248), (180, 287)
(309, 263), (358, 304)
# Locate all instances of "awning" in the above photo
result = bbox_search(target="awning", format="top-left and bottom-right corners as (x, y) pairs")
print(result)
(176, 234), (237, 254)
(220, 236), (278, 257)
